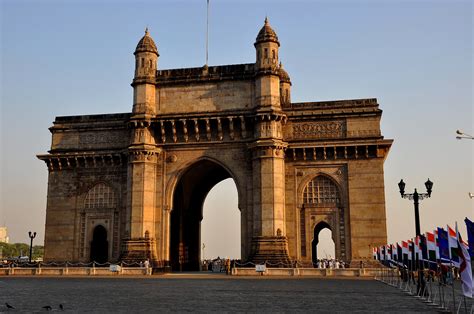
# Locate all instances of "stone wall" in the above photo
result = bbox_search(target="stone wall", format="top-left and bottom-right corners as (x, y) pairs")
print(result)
(156, 81), (254, 114)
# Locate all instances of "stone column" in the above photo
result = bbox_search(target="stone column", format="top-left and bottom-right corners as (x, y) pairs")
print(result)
(121, 123), (161, 266)
(248, 116), (291, 266)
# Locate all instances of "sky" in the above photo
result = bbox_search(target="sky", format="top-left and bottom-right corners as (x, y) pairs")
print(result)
(1, 0), (472, 260)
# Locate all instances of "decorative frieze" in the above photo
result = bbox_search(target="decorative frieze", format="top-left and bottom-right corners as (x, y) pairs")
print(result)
(37, 152), (126, 172)
(291, 121), (345, 139)
(128, 149), (161, 163)
(286, 144), (385, 162)
(151, 115), (254, 144)
(79, 131), (128, 148)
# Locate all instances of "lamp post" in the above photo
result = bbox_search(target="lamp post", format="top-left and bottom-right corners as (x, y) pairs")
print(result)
(28, 231), (36, 263)
(398, 179), (433, 237)
(398, 179), (433, 296)
(456, 130), (474, 140)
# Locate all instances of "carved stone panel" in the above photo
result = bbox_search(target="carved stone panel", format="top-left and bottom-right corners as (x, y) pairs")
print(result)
(79, 131), (128, 149)
(289, 121), (346, 139)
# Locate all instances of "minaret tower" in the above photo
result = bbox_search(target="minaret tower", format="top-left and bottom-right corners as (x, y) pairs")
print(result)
(254, 17), (281, 109)
(121, 28), (160, 266)
(250, 18), (291, 265)
(132, 28), (159, 115)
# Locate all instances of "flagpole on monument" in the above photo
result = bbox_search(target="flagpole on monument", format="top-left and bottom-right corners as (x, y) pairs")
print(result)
(206, 0), (209, 67)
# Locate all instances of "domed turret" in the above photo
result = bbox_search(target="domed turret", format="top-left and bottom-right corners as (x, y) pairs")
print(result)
(255, 17), (280, 46)
(278, 63), (291, 83)
(134, 28), (159, 79)
(279, 63), (291, 105)
(254, 18), (280, 70)
(132, 28), (158, 115)
(135, 28), (159, 55)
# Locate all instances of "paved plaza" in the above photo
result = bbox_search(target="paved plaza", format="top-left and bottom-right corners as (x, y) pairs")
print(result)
(0, 275), (451, 313)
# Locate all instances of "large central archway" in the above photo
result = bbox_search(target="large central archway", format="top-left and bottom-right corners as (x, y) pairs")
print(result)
(170, 159), (239, 271)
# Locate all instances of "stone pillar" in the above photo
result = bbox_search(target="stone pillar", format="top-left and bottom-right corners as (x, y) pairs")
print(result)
(248, 116), (291, 266)
(121, 123), (161, 266)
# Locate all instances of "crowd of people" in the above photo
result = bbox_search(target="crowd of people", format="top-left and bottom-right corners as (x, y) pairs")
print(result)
(314, 258), (349, 269)
(201, 257), (237, 274)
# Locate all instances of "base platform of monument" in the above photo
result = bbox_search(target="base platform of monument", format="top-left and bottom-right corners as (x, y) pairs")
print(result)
(349, 259), (383, 268)
(120, 238), (159, 266)
(232, 267), (391, 277)
(249, 236), (292, 267)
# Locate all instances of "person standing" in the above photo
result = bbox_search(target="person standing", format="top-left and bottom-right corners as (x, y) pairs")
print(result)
(225, 258), (231, 275)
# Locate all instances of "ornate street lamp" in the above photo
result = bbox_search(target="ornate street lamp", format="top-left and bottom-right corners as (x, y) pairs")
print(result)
(398, 179), (433, 237)
(456, 130), (474, 140)
(28, 231), (37, 263)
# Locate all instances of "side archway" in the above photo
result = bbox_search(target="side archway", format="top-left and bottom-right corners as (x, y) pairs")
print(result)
(90, 225), (108, 263)
(311, 221), (333, 263)
(299, 173), (346, 262)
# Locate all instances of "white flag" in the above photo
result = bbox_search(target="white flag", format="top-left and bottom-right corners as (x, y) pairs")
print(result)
(457, 225), (473, 298)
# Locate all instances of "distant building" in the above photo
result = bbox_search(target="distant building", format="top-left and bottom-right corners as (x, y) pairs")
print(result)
(0, 227), (9, 243)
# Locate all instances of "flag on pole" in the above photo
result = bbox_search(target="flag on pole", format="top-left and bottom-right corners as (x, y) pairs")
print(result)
(392, 244), (397, 262)
(420, 234), (428, 261)
(402, 241), (409, 267)
(415, 236), (421, 261)
(434, 229), (440, 260)
(426, 232), (437, 260)
(448, 225), (460, 267)
(397, 243), (403, 264)
(426, 232), (437, 270)
(437, 227), (450, 262)
(465, 217), (474, 258)
(456, 223), (473, 298)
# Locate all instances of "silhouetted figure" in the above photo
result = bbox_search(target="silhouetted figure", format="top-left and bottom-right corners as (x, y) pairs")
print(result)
(59, 304), (64, 310)
(42, 305), (52, 311)
(5, 302), (15, 309)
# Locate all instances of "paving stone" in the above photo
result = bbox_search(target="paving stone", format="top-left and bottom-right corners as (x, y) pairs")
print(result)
(0, 277), (448, 313)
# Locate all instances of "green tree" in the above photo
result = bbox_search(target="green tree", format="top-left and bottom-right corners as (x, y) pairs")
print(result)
(0, 242), (44, 260)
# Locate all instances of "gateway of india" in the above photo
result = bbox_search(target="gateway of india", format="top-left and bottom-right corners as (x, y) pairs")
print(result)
(38, 19), (392, 270)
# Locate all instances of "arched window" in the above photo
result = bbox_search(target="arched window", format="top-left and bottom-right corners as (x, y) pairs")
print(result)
(272, 49), (275, 59)
(303, 176), (340, 205)
(84, 183), (117, 209)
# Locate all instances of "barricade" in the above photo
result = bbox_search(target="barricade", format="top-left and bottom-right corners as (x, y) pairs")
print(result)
(376, 265), (473, 313)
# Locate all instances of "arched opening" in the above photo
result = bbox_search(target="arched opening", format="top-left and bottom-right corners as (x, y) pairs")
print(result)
(90, 225), (108, 263)
(311, 221), (334, 264)
(170, 160), (240, 271)
(201, 179), (240, 260)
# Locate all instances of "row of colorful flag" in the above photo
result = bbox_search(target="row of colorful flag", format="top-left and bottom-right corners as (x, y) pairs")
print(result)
(373, 217), (474, 298)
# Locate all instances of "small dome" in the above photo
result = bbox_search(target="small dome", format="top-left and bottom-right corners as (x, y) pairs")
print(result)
(279, 63), (291, 83)
(255, 17), (279, 46)
(135, 28), (159, 55)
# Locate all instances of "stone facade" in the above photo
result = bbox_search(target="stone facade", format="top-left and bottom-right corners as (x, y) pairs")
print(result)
(38, 20), (392, 269)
